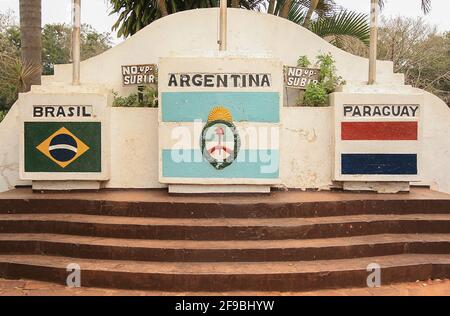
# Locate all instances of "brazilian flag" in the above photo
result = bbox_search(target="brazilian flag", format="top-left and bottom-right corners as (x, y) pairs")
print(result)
(24, 122), (101, 173)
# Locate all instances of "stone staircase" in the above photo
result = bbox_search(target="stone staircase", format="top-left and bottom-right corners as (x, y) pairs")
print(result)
(0, 189), (449, 292)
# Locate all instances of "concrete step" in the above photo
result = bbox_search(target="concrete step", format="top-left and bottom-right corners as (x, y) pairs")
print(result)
(1, 189), (449, 291)
(0, 254), (448, 291)
(1, 190), (449, 218)
(0, 213), (449, 240)
(0, 233), (448, 262)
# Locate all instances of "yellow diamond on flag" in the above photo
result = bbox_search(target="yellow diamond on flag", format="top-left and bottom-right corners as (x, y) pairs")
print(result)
(36, 127), (90, 168)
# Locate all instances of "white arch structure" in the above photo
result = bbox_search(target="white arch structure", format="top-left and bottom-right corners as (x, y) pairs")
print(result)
(0, 9), (448, 193)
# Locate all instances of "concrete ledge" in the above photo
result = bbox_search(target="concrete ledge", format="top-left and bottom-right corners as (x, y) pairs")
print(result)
(168, 184), (271, 194)
(32, 181), (101, 191)
(343, 181), (410, 194)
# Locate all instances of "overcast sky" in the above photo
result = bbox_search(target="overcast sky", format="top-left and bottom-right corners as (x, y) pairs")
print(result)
(0, 0), (449, 44)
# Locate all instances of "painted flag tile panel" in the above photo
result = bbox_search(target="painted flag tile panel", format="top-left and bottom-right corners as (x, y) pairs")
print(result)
(341, 122), (418, 141)
(341, 154), (417, 175)
(161, 92), (279, 123)
(24, 122), (101, 173)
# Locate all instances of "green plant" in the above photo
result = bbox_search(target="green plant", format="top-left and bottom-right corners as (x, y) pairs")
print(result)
(286, 4), (371, 48)
(0, 53), (42, 110)
(295, 52), (345, 107)
(297, 55), (311, 67)
(112, 91), (137, 107)
(142, 85), (158, 107)
(309, 10), (370, 49)
(315, 52), (345, 94)
(0, 110), (7, 123)
(112, 86), (158, 107)
(303, 83), (328, 107)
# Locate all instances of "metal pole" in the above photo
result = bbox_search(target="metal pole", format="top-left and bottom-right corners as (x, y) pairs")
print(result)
(72, 0), (81, 85)
(219, 0), (227, 51)
(368, 0), (378, 85)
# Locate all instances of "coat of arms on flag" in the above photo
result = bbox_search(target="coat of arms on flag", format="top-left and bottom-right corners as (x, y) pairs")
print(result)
(200, 106), (240, 170)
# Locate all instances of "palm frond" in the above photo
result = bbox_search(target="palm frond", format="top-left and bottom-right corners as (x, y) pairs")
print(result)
(274, 0), (337, 17)
(288, 1), (307, 24)
(310, 10), (370, 47)
(421, 0), (431, 14)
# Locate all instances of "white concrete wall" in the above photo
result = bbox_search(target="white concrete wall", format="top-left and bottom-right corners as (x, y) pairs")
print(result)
(105, 107), (333, 190)
(280, 107), (333, 189)
(18, 84), (112, 181)
(418, 90), (450, 194)
(1, 9), (449, 193)
(107, 107), (165, 189)
(2, 96), (448, 192)
(48, 9), (402, 95)
(0, 103), (31, 192)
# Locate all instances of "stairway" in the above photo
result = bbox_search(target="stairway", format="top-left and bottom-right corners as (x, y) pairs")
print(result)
(0, 189), (449, 292)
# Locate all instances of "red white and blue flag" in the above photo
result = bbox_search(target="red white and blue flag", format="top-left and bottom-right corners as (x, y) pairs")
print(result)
(338, 104), (420, 176)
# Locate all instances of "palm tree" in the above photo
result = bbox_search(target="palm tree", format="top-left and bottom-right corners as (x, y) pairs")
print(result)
(280, 0), (294, 18)
(157, 0), (169, 16)
(272, 0), (336, 20)
(19, 0), (42, 92)
(109, 0), (370, 48)
(267, 0), (275, 14)
(310, 10), (370, 48)
(285, 1), (370, 48)
(109, 0), (265, 38)
(303, 0), (319, 28)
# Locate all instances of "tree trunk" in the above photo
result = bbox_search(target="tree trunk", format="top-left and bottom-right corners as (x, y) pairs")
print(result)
(267, 0), (276, 14)
(19, 0), (42, 92)
(303, 0), (319, 29)
(231, 0), (239, 8)
(157, 0), (169, 16)
(280, 0), (293, 18)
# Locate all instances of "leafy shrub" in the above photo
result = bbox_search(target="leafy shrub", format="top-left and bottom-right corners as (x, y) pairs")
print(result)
(303, 83), (328, 107)
(316, 53), (345, 94)
(142, 85), (158, 107)
(112, 86), (158, 108)
(296, 52), (346, 106)
(297, 55), (311, 67)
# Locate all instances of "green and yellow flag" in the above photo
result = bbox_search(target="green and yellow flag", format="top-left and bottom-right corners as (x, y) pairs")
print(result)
(24, 122), (101, 173)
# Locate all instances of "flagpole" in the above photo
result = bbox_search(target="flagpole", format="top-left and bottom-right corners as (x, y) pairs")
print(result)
(368, 0), (378, 85)
(219, 0), (227, 51)
(72, 0), (81, 85)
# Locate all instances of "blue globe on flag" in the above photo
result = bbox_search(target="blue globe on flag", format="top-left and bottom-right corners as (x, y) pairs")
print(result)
(49, 133), (78, 162)
(36, 127), (90, 168)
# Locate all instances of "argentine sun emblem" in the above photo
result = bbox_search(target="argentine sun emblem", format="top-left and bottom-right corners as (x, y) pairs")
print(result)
(200, 106), (240, 170)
